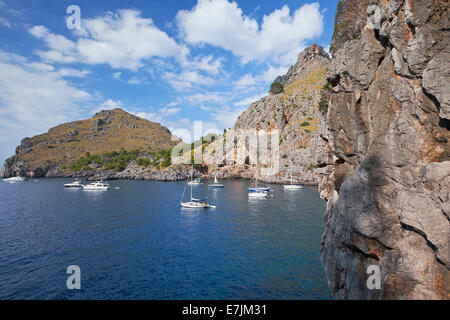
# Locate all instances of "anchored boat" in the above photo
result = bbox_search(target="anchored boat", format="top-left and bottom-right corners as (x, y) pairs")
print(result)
(181, 168), (216, 209)
(208, 175), (224, 188)
(83, 180), (110, 191)
(283, 167), (303, 190)
(64, 179), (84, 188)
(248, 162), (270, 197)
(3, 176), (26, 182)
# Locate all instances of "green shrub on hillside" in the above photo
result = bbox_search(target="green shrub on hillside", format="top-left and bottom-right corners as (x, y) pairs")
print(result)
(269, 81), (284, 94)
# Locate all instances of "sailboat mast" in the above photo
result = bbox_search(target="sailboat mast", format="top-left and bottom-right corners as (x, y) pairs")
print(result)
(290, 167), (293, 185)
(256, 162), (259, 188)
(191, 165), (193, 200)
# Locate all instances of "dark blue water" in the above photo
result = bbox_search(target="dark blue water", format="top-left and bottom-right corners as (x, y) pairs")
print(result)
(0, 179), (331, 300)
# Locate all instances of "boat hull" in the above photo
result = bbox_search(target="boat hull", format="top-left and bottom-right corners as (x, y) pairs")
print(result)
(3, 177), (26, 182)
(248, 192), (269, 198)
(248, 188), (270, 192)
(181, 201), (215, 209)
(283, 185), (303, 190)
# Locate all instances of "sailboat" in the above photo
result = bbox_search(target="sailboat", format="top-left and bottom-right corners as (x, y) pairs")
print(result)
(248, 162), (270, 198)
(181, 167), (216, 208)
(208, 175), (224, 188)
(283, 166), (303, 190)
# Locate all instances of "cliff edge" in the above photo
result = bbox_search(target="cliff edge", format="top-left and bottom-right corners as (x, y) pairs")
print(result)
(320, 0), (449, 299)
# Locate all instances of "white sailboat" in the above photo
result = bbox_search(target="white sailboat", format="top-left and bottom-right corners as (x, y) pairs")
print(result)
(283, 166), (303, 190)
(248, 162), (269, 198)
(181, 168), (216, 208)
(208, 175), (224, 188)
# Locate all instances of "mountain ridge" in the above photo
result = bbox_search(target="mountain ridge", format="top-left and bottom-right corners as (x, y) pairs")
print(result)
(1, 108), (179, 178)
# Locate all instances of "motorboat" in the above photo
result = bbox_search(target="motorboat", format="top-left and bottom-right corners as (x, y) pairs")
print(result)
(83, 180), (110, 190)
(208, 175), (224, 188)
(248, 191), (269, 198)
(188, 178), (202, 185)
(64, 179), (84, 188)
(284, 184), (303, 190)
(3, 176), (26, 182)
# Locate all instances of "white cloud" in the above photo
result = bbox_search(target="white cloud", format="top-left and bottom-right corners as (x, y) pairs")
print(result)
(113, 71), (122, 79)
(167, 118), (220, 143)
(234, 65), (288, 90)
(210, 106), (246, 129)
(160, 107), (181, 115)
(29, 9), (182, 70)
(185, 92), (223, 104)
(58, 68), (91, 78)
(0, 50), (92, 162)
(234, 93), (266, 107)
(163, 70), (214, 91)
(176, 0), (323, 64)
(133, 111), (164, 124)
(178, 54), (224, 75)
(126, 75), (150, 85)
(0, 17), (11, 28)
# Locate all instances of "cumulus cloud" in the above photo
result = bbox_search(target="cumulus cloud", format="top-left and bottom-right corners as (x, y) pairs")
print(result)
(210, 106), (246, 129)
(176, 0), (323, 64)
(58, 68), (91, 78)
(0, 16), (11, 28)
(133, 111), (164, 124)
(160, 107), (181, 115)
(234, 65), (289, 89)
(29, 10), (181, 70)
(0, 50), (92, 161)
(162, 70), (215, 91)
(185, 92), (224, 104)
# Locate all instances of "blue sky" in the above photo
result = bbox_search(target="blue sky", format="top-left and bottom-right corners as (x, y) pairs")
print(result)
(0, 0), (338, 162)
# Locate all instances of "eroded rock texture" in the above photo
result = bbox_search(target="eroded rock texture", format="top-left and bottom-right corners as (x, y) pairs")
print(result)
(227, 44), (333, 185)
(320, 0), (449, 299)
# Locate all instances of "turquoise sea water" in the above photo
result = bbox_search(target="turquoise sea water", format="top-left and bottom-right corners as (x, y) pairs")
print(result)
(0, 179), (331, 299)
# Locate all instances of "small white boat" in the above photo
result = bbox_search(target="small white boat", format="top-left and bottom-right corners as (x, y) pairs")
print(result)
(181, 168), (216, 209)
(284, 184), (303, 190)
(83, 180), (110, 191)
(64, 179), (84, 188)
(248, 162), (270, 197)
(3, 176), (26, 182)
(208, 175), (224, 188)
(248, 191), (269, 198)
(188, 178), (202, 185)
(283, 166), (303, 190)
(181, 198), (217, 209)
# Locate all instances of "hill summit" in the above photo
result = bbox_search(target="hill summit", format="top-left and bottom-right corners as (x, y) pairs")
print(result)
(1, 108), (178, 178)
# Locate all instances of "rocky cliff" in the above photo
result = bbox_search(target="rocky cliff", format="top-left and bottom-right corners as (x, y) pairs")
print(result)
(0, 108), (182, 179)
(320, 0), (449, 299)
(206, 44), (333, 185)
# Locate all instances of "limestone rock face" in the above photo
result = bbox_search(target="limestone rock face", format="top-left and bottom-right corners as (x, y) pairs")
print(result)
(320, 0), (449, 299)
(227, 44), (333, 185)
